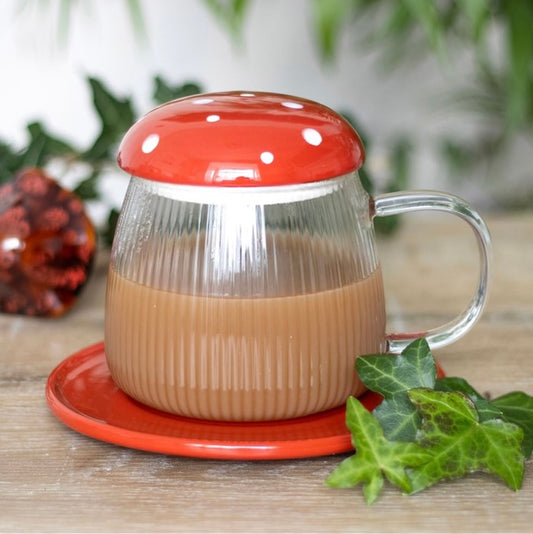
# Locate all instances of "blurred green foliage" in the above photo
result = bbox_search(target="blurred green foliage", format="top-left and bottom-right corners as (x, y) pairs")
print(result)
(0, 76), (202, 245)
(205, 0), (533, 207)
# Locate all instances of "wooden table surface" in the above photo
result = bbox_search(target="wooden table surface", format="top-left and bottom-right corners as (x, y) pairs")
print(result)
(1, 212), (532, 533)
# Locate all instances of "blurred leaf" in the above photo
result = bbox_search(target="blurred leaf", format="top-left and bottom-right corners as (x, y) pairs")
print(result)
(28, 0), (146, 46)
(358, 167), (374, 195)
(21, 121), (76, 168)
(0, 142), (24, 183)
(386, 137), (411, 192)
(125, 0), (147, 42)
(402, 0), (444, 55)
(57, 0), (73, 46)
(504, 1), (533, 128)
(82, 77), (136, 162)
(440, 139), (476, 176)
(73, 171), (101, 201)
(340, 111), (409, 234)
(102, 207), (120, 247)
(456, 0), (489, 42)
(152, 76), (203, 105)
(311, 0), (352, 61)
(339, 111), (375, 194)
(443, 65), (506, 120)
(202, 0), (250, 38)
(373, 1), (414, 45)
(340, 110), (371, 149)
(375, 137), (411, 235)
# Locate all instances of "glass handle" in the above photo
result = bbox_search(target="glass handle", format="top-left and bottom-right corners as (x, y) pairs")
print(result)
(372, 191), (492, 353)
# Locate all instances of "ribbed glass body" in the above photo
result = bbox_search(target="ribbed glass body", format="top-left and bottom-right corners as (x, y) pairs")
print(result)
(105, 173), (386, 421)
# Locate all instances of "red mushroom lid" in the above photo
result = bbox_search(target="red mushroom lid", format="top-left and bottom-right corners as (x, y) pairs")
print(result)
(117, 91), (364, 187)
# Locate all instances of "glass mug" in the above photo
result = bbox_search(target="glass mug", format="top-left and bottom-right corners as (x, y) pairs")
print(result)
(105, 92), (491, 422)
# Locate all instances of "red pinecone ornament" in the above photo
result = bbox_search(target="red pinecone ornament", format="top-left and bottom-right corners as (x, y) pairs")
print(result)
(0, 168), (96, 317)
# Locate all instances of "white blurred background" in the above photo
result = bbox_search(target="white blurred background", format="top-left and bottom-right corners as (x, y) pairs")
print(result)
(1, 0), (531, 224)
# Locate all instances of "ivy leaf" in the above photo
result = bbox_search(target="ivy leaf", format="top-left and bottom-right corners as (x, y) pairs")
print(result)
(407, 388), (525, 493)
(73, 171), (101, 201)
(152, 76), (203, 105)
(82, 77), (136, 162)
(356, 338), (437, 441)
(436, 378), (533, 458)
(491, 391), (533, 458)
(326, 396), (431, 505)
(0, 141), (24, 183)
(435, 376), (503, 422)
(101, 208), (120, 247)
(20, 121), (76, 168)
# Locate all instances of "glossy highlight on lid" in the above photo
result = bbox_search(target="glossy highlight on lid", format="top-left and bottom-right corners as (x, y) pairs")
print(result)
(117, 91), (365, 187)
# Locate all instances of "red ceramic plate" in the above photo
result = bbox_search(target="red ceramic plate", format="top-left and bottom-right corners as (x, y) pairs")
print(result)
(46, 342), (384, 460)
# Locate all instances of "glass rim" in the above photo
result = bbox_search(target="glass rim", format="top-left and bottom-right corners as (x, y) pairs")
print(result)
(129, 172), (361, 206)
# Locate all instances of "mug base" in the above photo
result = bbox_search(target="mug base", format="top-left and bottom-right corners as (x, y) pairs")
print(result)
(46, 341), (388, 460)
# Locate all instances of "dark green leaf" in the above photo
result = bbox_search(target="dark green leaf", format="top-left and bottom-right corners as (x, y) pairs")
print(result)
(20, 121), (76, 168)
(339, 111), (375, 196)
(356, 338), (437, 441)
(358, 166), (374, 196)
(326, 396), (431, 505)
(339, 111), (370, 149)
(82, 77), (136, 162)
(407, 388), (525, 492)
(101, 208), (120, 247)
(435, 376), (503, 422)
(374, 214), (401, 235)
(357, 338), (436, 397)
(492, 391), (533, 458)
(73, 172), (101, 201)
(0, 141), (24, 183)
(18, 122), (71, 168)
(371, 393), (422, 444)
(152, 76), (203, 105)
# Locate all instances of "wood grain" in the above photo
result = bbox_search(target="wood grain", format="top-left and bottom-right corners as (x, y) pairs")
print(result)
(1, 213), (532, 533)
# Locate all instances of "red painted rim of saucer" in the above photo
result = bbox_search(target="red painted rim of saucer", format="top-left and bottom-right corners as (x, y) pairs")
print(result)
(45, 342), (385, 460)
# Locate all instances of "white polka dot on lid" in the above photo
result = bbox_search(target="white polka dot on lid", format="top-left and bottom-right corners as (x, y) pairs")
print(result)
(302, 128), (322, 147)
(206, 115), (220, 123)
(141, 133), (160, 154)
(281, 101), (304, 110)
(260, 151), (274, 164)
(193, 98), (214, 105)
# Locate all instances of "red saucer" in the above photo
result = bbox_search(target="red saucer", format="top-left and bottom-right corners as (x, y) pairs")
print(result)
(46, 342), (383, 460)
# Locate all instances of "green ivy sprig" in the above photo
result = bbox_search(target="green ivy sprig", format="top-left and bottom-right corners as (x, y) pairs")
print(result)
(327, 338), (533, 504)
